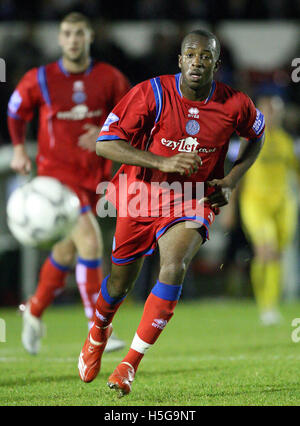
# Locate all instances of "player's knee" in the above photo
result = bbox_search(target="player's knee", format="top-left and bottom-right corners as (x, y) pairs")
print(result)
(108, 270), (134, 298)
(52, 243), (76, 266)
(107, 278), (132, 299)
(159, 260), (187, 285)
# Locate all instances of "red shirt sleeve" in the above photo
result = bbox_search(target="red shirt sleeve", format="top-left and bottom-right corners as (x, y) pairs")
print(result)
(97, 81), (156, 148)
(7, 68), (40, 122)
(235, 93), (265, 140)
(7, 116), (27, 146)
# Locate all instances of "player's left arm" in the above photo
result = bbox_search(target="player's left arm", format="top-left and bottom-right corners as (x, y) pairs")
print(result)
(206, 134), (264, 208)
(204, 94), (265, 208)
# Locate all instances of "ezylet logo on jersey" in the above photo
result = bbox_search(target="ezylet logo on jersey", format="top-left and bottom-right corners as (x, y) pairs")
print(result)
(161, 137), (217, 154)
(161, 137), (199, 152)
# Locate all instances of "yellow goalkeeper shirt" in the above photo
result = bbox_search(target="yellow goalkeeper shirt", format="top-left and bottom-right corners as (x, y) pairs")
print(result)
(242, 127), (298, 199)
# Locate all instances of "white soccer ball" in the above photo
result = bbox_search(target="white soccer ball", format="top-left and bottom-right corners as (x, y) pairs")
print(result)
(7, 176), (80, 247)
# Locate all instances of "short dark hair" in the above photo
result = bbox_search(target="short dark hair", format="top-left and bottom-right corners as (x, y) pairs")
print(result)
(181, 29), (221, 60)
(61, 12), (93, 30)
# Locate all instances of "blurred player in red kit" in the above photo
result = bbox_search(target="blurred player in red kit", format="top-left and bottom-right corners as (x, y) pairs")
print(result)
(78, 29), (265, 397)
(8, 12), (130, 354)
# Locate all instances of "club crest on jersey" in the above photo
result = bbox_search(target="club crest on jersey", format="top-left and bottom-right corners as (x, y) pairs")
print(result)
(72, 80), (86, 104)
(188, 107), (199, 119)
(186, 120), (200, 136)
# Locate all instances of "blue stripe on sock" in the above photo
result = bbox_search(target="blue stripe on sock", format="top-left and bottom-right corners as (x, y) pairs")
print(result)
(151, 280), (182, 301)
(77, 256), (102, 268)
(101, 275), (127, 305)
(80, 205), (92, 214)
(50, 255), (72, 272)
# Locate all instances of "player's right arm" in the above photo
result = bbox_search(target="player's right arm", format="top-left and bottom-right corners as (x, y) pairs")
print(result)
(7, 68), (40, 175)
(96, 81), (201, 176)
(97, 140), (201, 176)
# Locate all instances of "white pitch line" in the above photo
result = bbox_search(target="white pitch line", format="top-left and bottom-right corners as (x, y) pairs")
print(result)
(1, 354), (300, 363)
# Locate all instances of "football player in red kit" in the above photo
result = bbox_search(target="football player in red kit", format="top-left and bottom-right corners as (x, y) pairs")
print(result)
(8, 12), (130, 354)
(77, 29), (265, 397)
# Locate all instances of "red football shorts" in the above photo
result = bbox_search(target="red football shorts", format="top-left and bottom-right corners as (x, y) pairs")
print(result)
(111, 202), (215, 265)
(39, 172), (99, 214)
(64, 181), (99, 214)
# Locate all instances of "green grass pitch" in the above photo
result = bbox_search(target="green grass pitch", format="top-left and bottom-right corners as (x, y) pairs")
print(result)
(1, 299), (300, 406)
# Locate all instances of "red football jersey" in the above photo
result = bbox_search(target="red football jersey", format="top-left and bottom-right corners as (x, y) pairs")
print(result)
(98, 73), (265, 216)
(8, 59), (130, 190)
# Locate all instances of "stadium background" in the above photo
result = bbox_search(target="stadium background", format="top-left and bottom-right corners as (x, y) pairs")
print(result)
(1, 0), (300, 307)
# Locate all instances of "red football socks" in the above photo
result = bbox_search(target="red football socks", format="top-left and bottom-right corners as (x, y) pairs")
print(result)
(122, 281), (182, 371)
(76, 257), (103, 326)
(30, 255), (71, 318)
(90, 275), (126, 343)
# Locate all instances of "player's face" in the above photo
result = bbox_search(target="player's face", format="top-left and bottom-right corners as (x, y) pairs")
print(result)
(178, 35), (219, 90)
(59, 22), (93, 62)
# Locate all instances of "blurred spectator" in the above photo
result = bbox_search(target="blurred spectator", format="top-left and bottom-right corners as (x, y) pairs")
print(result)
(136, 0), (187, 21)
(184, 0), (208, 19)
(139, 30), (181, 80)
(3, 22), (46, 84)
(136, 0), (165, 20)
(212, 28), (237, 86)
(1, 23), (46, 143)
(40, 0), (103, 20)
(91, 20), (140, 83)
(264, 0), (287, 18)
(0, 0), (17, 20)
(1, 0), (300, 21)
(288, 0), (300, 18)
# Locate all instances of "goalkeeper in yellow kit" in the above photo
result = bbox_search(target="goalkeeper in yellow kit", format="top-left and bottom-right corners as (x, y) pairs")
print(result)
(239, 95), (299, 325)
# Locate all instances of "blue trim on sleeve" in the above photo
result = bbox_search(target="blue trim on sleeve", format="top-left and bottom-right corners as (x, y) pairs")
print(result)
(50, 254), (72, 272)
(101, 275), (127, 305)
(77, 256), (102, 268)
(7, 110), (21, 120)
(97, 135), (122, 141)
(151, 280), (182, 301)
(250, 131), (265, 142)
(37, 66), (51, 106)
(150, 77), (163, 123)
